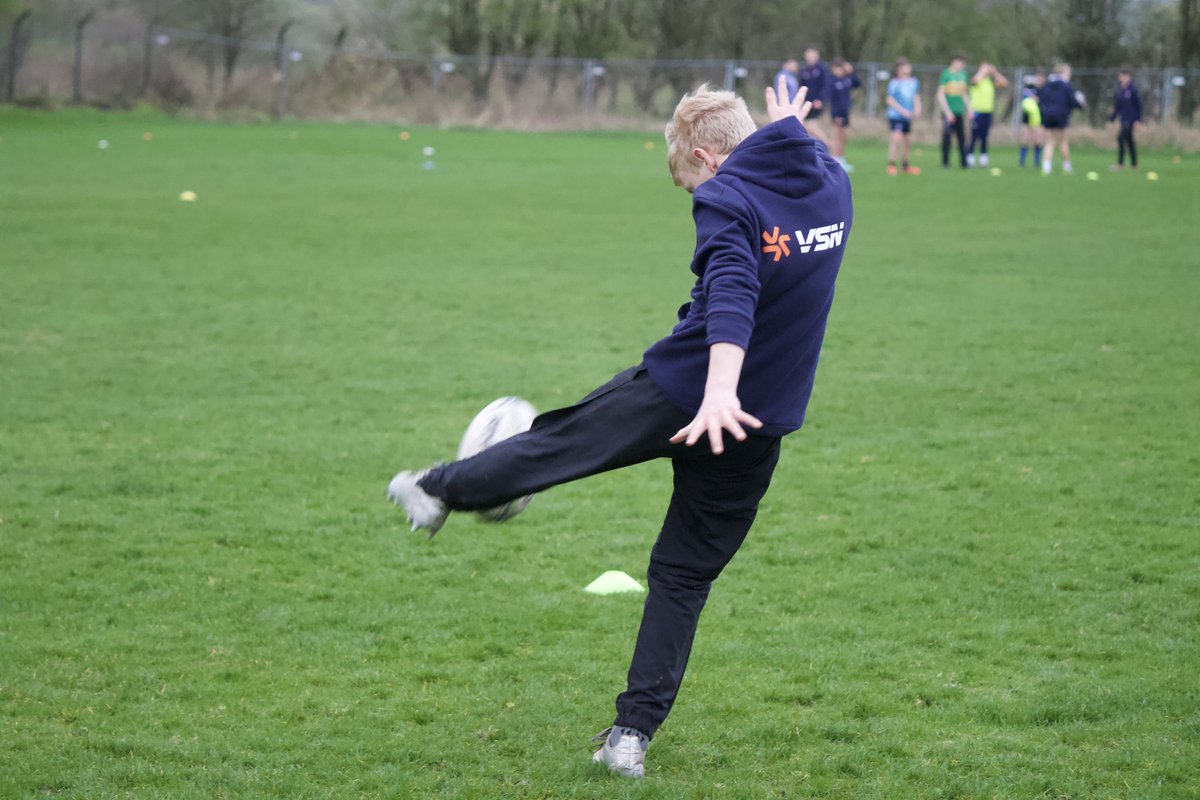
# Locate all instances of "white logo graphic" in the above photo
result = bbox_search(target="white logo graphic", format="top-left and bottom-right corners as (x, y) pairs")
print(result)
(794, 221), (846, 253)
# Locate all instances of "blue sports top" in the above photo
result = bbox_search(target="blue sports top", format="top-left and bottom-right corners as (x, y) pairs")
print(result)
(773, 69), (800, 103)
(886, 77), (919, 120)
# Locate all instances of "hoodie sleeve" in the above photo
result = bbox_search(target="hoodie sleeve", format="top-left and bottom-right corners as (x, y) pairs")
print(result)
(692, 197), (760, 350)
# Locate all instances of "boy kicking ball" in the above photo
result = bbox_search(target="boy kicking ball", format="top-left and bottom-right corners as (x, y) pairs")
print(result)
(386, 76), (854, 778)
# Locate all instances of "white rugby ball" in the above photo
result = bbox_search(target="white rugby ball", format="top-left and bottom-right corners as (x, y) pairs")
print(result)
(457, 396), (537, 522)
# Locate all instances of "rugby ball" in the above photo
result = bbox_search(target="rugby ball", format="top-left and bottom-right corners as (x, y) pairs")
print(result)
(457, 396), (538, 522)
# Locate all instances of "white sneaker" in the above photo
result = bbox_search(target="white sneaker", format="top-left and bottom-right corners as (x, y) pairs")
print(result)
(1042, 159), (1052, 175)
(592, 726), (647, 778)
(387, 469), (449, 537)
(980, 154), (989, 167)
(1062, 161), (1073, 174)
(966, 153), (975, 167)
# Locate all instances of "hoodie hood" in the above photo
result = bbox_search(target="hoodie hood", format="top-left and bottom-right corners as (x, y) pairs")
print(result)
(706, 116), (842, 203)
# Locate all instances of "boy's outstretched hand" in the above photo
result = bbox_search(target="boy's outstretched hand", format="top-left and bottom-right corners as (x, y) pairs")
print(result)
(670, 342), (763, 455)
(766, 75), (813, 123)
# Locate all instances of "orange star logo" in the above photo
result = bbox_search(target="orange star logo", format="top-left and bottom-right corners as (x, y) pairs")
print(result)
(762, 226), (791, 262)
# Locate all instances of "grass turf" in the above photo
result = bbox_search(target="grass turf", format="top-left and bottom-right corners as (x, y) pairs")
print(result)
(1, 108), (1198, 799)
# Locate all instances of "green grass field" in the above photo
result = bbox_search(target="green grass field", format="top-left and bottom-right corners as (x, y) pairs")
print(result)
(2, 107), (1198, 799)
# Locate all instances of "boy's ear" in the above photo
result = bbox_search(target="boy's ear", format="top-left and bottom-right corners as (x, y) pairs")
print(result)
(692, 147), (718, 172)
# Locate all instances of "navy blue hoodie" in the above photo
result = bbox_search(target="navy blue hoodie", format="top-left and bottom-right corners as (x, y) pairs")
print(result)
(1037, 75), (1082, 121)
(1110, 81), (1142, 125)
(643, 117), (853, 436)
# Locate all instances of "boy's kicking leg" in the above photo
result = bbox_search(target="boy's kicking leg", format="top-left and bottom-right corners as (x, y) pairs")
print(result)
(388, 366), (688, 533)
(595, 434), (781, 776)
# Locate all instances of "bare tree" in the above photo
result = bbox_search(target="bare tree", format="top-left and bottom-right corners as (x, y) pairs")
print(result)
(188, 0), (275, 93)
(1183, 0), (1200, 119)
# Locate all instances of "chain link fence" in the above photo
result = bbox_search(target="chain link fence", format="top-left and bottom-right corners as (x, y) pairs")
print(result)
(4, 12), (1199, 137)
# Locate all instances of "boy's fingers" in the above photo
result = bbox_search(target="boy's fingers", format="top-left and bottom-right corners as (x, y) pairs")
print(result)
(737, 410), (764, 429)
(708, 424), (725, 455)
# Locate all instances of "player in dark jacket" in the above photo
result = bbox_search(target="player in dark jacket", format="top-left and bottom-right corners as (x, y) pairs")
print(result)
(799, 44), (830, 140)
(386, 78), (853, 779)
(1037, 62), (1084, 174)
(828, 58), (862, 170)
(1109, 68), (1143, 170)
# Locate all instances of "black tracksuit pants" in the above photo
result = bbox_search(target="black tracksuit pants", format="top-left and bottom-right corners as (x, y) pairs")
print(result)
(1117, 123), (1137, 167)
(942, 113), (967, 167)
(418, 365), (782, 738)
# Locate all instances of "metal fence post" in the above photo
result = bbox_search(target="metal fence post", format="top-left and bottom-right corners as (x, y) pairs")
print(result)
(139, 19), (158, 98)
(6, 10), (32, 103)
(1160, 69), (1174, 124)
(723, 60), (736, 91)
(73, 10), (95, 104)
(273, 20), (294, 119)
(866, 62), (879, 119)
(583, 58), (596, 111)
(1012, 66), (1025, 139)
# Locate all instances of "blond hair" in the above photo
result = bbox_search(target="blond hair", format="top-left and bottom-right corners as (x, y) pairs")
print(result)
(665, 84), (757, 185)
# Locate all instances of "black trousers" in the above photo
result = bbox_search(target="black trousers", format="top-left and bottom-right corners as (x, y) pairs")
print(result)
(419, 366), (782, 738)
(942, 113), (967, 167)
(1117, 124), (1137, 167)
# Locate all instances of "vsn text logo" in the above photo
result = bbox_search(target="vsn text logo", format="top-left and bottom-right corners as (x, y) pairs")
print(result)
(761, 221), (846, 262)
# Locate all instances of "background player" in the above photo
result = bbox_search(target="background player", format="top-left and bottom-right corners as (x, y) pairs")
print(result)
(966, 61), (1008, 167)
(885, 58), (921, 175)
(1038, 61), (1084, 174)
(829, 58), (862, 171)
(799, 44), (830, 140)
(1018, 69), (1045, 168)
(937, 53), (972, 169)
(1109, 68), (1143, 171)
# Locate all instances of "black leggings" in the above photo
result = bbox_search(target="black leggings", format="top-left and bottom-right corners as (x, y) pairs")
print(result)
(1117, 124), (1137, 167)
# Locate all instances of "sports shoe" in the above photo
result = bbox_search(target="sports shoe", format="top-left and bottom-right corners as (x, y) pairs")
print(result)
(980, 154), (989, 167)
(903, 165), (922, 175)
(1062, 161), (1073, 174)
(387, 469), (449, 537)
(592, 726), (648, 778)
(966, 153), (975, 167)
(886, 164), (898, 176)
(1042, 159), (1052, 175)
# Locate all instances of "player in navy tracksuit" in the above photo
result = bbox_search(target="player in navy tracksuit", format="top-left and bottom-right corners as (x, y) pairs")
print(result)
(828, 59), (862, 167)
(1110, 69), (1143, 170)
(1037, 62), (1084, 174)
(386, 79), (853, 777)
(799, 44), (831, 140)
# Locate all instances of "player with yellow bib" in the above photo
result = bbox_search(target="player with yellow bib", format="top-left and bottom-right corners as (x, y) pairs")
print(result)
(967, 62), (1009, 167)
(1018, 69), (1046, 168)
